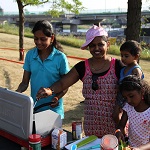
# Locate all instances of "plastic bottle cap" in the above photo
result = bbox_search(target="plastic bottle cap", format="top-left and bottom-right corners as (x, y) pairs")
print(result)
(71, 144), (77, 150)
(29, 134), (41, 142)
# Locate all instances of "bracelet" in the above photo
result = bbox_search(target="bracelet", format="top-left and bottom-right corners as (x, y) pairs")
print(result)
(54, 97), (59, 101)
(115, 129), (121, 134)
(49, 87), (55, 95)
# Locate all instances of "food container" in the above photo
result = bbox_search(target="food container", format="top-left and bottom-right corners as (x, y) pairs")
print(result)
(29, 134), (41, 150)
(51, 128), (67, 150)
(100, 134), (118, 150)
(72, 121), (83, 140)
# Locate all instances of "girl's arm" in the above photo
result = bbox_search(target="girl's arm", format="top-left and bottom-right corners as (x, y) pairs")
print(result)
(138, 142), (150, 150)
(16, 70), (31, 93)
(132, 142), (150, 150)
(115, 110), (128, 142)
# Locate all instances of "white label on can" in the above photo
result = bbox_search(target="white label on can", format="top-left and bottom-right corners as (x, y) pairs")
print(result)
(76, 124), (82, 139)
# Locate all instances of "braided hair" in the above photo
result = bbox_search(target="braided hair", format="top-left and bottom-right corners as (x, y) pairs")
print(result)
(119, 75), (150, 106)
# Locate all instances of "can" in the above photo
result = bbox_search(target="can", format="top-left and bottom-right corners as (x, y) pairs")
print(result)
(72, 121), (83, 140)
(100, 134), (118, 150)
(29, 134), (41, 150)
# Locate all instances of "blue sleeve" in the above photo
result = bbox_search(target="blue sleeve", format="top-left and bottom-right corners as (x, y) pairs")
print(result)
(23, 50), (31, 72)
(59, 53), (70, 75)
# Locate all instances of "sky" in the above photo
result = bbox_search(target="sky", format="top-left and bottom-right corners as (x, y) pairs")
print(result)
(0, 0), (149, 13)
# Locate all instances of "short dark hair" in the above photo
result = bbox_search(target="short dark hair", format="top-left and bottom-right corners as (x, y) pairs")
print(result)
(120, 40), (142, 56)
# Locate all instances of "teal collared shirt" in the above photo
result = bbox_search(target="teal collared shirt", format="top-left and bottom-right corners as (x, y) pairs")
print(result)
(23, 47), (70, 119)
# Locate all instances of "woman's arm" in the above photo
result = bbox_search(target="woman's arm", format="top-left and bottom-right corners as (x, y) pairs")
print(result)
(50, 89), (68, 108)
(16, 70), (31, 93)
(50, 74), (69, 107)
(36, 67), (80, 99)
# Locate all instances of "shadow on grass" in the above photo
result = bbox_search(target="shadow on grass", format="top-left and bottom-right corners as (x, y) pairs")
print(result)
(63, 101), (84, 126)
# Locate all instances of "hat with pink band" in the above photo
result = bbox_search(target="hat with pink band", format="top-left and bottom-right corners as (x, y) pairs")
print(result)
(81, 25), (108, 50)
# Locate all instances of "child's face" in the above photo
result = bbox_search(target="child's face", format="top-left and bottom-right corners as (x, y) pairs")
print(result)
(88, 36), (109, 58)
(33, 30), (52, 50)
(122, 90), (142, 107)
(120, 51), (137, 65)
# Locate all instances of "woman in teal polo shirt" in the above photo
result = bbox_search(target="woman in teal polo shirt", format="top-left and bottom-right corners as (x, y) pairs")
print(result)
(16, 20), (70, 119)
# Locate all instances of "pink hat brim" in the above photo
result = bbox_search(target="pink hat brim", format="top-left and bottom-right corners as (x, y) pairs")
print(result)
(81, 38), (93, 50)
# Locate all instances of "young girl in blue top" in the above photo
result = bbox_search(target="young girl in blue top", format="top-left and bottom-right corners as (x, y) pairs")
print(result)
(113, 40), (144, 129)
(16, 20), (70, 119)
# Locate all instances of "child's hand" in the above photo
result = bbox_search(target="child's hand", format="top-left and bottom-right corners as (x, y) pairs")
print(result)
(119, 140), (131, 150)
(130, 147), (140, 150)
(115, 130), (125, 144)
(122, 147), (131, 150)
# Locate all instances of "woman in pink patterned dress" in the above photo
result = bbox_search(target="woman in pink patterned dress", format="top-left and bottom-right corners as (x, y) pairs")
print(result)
(36, 25), (124, 138)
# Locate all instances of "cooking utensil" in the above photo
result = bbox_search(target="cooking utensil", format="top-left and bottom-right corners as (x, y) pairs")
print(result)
(34, 101), (55, 113)
(32, 99), (38, 134)
(76, 135), (98, 148)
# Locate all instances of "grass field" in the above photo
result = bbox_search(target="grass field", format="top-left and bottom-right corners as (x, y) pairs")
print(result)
(0, 33), (149, 132)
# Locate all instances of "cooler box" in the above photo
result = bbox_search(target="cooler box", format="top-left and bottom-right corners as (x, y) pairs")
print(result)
(0, 87), (62, 148)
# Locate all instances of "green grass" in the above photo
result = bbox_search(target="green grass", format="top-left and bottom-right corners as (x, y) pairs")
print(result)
(0, 23), (150, 61)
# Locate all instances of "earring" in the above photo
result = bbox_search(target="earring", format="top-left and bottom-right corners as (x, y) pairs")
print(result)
(50, 35), (54, 45)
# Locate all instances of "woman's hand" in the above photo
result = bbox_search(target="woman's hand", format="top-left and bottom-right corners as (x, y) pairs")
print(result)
(36, 87), (53, 100)
(50, 97), (59, 108)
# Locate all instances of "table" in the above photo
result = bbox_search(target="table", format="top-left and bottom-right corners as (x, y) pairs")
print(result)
(0, 130), (73, 150)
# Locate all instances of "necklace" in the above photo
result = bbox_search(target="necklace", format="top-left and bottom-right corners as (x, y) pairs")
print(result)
(91, 59), (107, 71)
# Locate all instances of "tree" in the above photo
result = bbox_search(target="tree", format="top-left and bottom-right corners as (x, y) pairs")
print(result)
(16, 0), (83, 61)
(47, 0), (84, 17)
(126, 0), (142, 42)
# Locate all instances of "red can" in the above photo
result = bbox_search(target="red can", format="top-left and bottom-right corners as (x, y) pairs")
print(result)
(72, 121), (83, 140)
